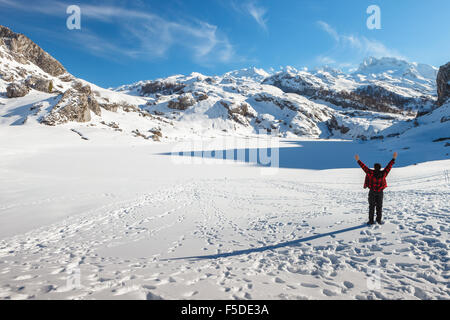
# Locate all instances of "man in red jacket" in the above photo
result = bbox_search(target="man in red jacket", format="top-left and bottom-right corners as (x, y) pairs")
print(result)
(354, 152), (398, 225)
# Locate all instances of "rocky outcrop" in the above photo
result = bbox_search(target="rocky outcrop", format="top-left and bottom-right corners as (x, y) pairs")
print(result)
(99, 103), (120, 112)
(193, 91), (209, 102)
(0, 70), (14, 82)
(167, 93), (196, 110)
(326, 116), (350, 135)
(254, 93), (299, 111)
(6, 82), (30, 98)
(229, 102), (257, 118)
(0, 25), (66, 76)
(41, 89), (99, 125)
(25, 76), (53, 93)
(263, 73), (430, 115)
(437, 62), (450, 106)
(140, 81), (185, 96)
(263, 72), (318, 97)
(219, 101), (257, 126)
(72, 81), (92, 95)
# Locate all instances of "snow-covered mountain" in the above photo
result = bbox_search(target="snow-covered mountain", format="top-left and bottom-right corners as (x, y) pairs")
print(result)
(0, 25), (448, 146)
(112, 56), (443, 141)
(222, 67), (271, 82)
(355, 57), (438, 81)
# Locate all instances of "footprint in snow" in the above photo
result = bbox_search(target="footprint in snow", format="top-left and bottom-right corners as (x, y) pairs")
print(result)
(343, 281), (354, 289)
(274, 277), (285, 284)
(322, 289), (338, 297)
(301, 282), (319, 288)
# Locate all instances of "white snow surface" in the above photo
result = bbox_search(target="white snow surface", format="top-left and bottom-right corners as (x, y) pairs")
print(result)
(0, 126), (449, 300)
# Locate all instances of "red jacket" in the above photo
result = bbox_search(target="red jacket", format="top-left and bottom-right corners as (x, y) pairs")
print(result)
(358, 159), (395, 192)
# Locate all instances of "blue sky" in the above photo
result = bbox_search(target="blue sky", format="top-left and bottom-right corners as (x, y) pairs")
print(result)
(1, 0), (449, 87)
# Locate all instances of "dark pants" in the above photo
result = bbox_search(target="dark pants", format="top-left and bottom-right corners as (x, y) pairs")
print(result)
(368, 190), (383, 223)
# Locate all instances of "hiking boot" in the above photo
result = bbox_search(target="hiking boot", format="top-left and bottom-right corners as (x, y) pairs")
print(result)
(367, 221), (375, 225)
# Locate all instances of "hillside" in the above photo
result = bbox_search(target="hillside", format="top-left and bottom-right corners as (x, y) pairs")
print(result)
(0, 24), (448, 154)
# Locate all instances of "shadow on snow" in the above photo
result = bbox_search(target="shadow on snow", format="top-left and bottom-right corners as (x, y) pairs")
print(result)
(157, 139), (416, 170)
(163, 224), (367, 261)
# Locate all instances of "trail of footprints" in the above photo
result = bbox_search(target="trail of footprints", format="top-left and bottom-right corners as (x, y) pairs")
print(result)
(0, 178), (449, 299)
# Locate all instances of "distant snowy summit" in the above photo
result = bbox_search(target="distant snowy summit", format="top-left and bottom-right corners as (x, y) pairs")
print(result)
(222, 67), (271, 82)
(355, 57), (438, 82)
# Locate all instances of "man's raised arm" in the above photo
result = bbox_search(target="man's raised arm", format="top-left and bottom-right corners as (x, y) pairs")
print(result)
(355, 154), (370, 174)
(384, 152), (397, 176)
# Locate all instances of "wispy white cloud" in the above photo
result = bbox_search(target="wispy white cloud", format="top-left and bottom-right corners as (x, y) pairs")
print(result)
(0, 0), (238, 65)
(230, 0), (268, 31)
(245, 1), (268, 30)
(0, 0), (66, 15)
(317, 21), (339, 42)
(316, 56), (336, 65)
(316, 20), (405, 68)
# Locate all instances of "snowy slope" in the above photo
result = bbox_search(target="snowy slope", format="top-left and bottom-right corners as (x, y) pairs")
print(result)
(0, 127), (449, 300)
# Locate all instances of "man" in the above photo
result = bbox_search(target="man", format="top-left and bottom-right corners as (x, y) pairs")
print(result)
(354, 152), (398, 225)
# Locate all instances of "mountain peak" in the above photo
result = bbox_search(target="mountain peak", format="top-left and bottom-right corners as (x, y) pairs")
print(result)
(0, 24), (66, 77)
(223, 67), (270, 81)
(355, 56), (437, 81)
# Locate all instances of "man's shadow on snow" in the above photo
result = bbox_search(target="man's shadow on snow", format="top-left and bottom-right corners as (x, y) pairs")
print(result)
(163, 224), (367, 261)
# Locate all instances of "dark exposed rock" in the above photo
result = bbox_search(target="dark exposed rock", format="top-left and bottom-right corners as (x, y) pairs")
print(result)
(59, 74), (74, 82)
(432, 137), (450, 142)
(132, 129), (154, 140)
(99, 103), (119, 112)
(194, 92), (209, 101)
(353, 85), (416, 111)
(6, 82), (29, 98)
(122, 104), (140, 112)
(25, 76), (52, 93)
(263, 73), (318, 96)
(264, 73), (429, 115)
(152, 110), (165, 116)
(441, 116), (450, 123)
(100, 121), (122, 131)
(254, 93), (298, 111)
(326, 116), (350, 135)
(70, 128), (88, 140)
(72, 81), (92, 95)
(168, 93), (196, 110)
(225, 102), (257, 118)
(41, 89), (96, 125)
(148, 127), (162, 141)
(357, 135), (368, 141)
(140, 81), (185, 96)
(437, 62), (450, 106)
(205, 77), (215, 84)
(387, 133), (400, 138)
(0, 70), (14, 82)
(221, 101), (257, 126)
(0, 25), (66, 76)
(87, 95), (101, 116)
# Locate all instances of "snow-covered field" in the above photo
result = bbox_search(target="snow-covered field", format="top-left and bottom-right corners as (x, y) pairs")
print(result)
(0, 126), (448, 300)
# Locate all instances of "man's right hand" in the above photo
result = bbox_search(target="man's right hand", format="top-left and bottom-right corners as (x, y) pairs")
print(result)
(393, 152), (398, 159)
(354, 154), (359, 161)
